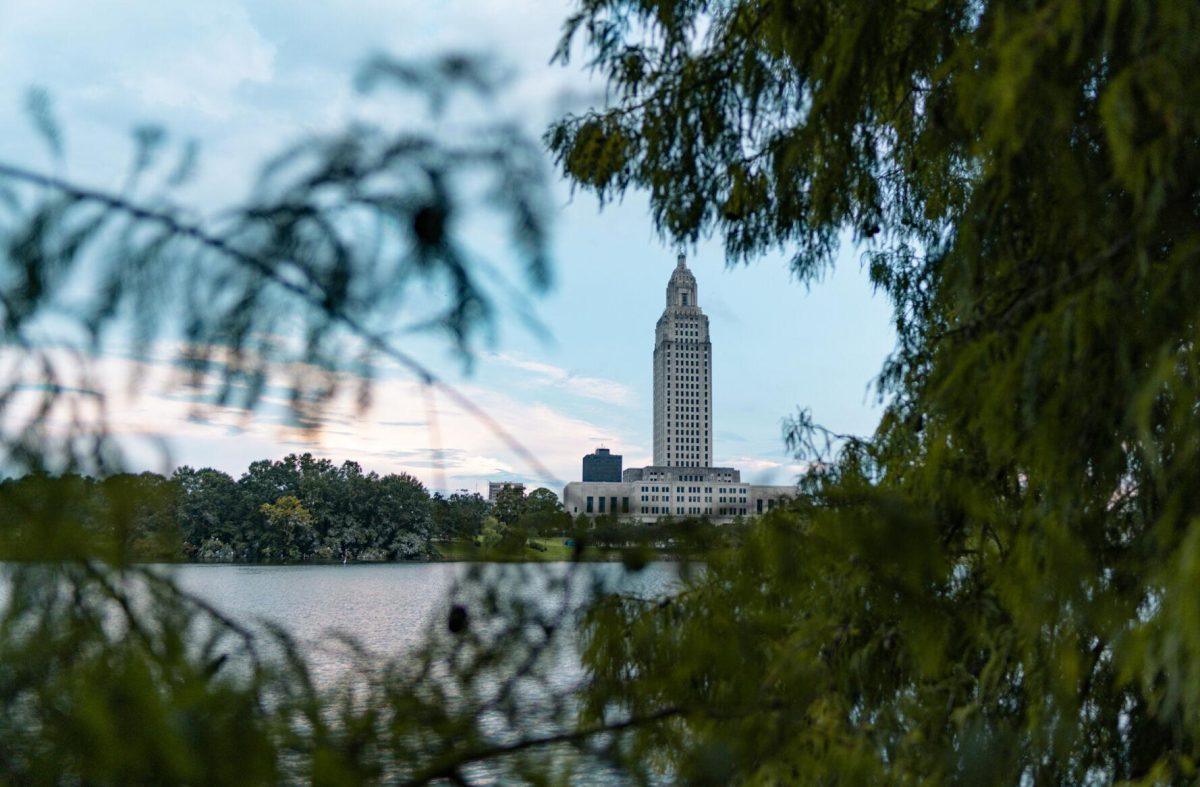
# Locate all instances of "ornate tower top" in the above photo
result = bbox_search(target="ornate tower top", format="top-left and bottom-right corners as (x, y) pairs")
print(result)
(666, 253), (697, 308)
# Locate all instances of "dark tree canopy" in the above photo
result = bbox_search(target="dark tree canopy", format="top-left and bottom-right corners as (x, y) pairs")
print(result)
(0, 453), (436, 563)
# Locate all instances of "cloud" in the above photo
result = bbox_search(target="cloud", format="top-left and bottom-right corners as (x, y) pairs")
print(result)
(488, 352), (635, 405)
(0, 345), (641, 492)
(719, 455), (809, 485)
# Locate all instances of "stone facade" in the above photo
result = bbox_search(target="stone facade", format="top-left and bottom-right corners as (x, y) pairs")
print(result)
(653, 254), (713, 467)
(564, 466), (792, 522)
(562, 253), (795, 524)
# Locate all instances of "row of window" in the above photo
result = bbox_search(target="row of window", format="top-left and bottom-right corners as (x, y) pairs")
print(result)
(642, 473), (730, 482)
(576, 500), (782, 517)
(637, 494), (746, 502)
(638, 505), (748, 516)
(585, 496), (631, 514)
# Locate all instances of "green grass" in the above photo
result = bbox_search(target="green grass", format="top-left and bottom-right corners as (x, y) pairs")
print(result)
(433, 538), (625, 562)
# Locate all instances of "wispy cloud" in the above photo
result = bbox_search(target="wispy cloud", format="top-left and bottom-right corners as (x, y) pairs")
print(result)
(719, 455), (809, 485)
(488, 352), (635, 405)
(2, 345), (642, 492)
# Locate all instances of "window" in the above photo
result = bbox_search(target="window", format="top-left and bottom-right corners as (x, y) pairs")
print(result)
(757, 499), (763, 514)
(586, 496), (594, 513)
(611, 497), (618, 514)
(622, 497), (630, 513)
(599, 496), (606, 513)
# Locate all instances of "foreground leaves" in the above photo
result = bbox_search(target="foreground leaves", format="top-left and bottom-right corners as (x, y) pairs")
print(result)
(550, 0), (1200, 782)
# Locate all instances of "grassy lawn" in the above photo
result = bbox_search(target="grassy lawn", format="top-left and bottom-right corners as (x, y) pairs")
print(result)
(433, 538), (623, 562)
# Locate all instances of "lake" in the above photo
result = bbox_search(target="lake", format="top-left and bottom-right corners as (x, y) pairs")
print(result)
(0, 561), (686, 783)
(165, 561), (685, 688)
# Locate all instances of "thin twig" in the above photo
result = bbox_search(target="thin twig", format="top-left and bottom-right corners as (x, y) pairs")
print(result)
(401, 705), (685, 786)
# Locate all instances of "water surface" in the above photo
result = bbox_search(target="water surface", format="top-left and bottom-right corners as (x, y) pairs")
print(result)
(166, 561), (683, 686)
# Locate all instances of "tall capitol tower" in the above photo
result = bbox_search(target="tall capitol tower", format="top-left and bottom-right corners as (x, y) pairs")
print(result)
(562, 249), (794, 522)
(653, 254), (713, 467)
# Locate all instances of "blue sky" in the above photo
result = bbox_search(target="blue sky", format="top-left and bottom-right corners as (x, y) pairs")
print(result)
(0, 1), (894, 492)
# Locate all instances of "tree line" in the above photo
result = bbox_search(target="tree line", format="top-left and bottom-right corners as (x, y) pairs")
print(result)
(0, 453), (553, 563)
(0, 453), (729, 563)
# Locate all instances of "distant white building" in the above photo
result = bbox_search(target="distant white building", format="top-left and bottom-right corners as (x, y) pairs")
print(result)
(488, 481), (525, 502)
(564, 254), (793, 522)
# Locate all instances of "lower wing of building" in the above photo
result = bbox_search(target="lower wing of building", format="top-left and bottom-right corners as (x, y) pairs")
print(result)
(564, 465), (793, 522)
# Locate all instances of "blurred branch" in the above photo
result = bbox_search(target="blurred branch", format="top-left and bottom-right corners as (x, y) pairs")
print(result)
(402, 705), (685, 786)
(0, 160), (560, 484)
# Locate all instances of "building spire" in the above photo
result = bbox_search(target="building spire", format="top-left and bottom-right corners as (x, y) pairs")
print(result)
(676, 251), (687, 269)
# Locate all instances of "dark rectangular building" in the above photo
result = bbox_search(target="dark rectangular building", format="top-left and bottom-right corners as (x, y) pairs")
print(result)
(582, 447), (622, 482)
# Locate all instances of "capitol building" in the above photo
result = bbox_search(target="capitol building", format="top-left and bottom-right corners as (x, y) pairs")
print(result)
(563, 255), (795, 522)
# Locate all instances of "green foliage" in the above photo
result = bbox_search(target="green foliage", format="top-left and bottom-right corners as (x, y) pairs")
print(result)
(0, 53), (552, 476)
(258, 495), (315, 563)
(0, 471), (181, 563)
(524, 486), (560, 515)
(548, 0), (1200, 781)
(431, 490), (491, 539)
(0, 559), (281, 782)
(491, 483), (527, 526)
(0, 554), (641, 783)
(0, 49), (645, 785)
(519, 486), (572, 535)
(477, 515), (506, 551)
(0, 453), (435, 564)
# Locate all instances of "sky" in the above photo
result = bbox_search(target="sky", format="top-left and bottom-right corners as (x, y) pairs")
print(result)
(0, 0), (895, 494)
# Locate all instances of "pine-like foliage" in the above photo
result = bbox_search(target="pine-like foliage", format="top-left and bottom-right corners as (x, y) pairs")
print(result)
(547, 0), (1200, 782)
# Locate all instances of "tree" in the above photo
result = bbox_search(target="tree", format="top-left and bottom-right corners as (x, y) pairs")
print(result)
(98, 473), (183, 562)
(431, 491), (490, 539)
(520, 487), (570, 536)
(373, 472), (434, 560)
(477, 515), (506, 550)
(524, 487), (559, 513)
(491, 483), (527, 527)
(258, 495), (316, 563)
(548, 0), (1200, 781)
(172, 467), (242, 557)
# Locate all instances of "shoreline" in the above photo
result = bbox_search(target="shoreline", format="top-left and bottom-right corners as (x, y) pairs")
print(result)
(145, 539), (675, 567)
